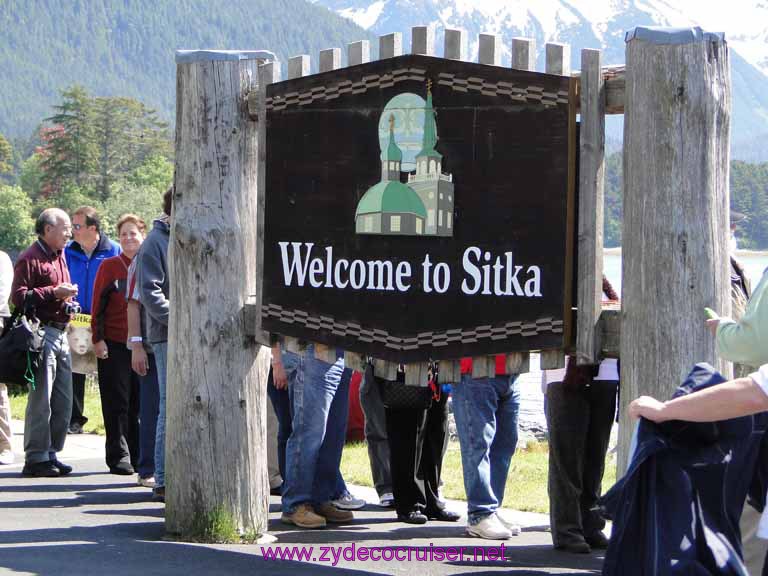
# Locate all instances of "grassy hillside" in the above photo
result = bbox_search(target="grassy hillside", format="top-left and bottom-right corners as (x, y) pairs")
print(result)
(0, 0), (374, 139)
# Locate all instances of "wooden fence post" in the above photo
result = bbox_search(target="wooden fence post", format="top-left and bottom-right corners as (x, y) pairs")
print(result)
(575, 48), (605, 365)
(168, 50), (272, 538)
(618, 27), (731, 472)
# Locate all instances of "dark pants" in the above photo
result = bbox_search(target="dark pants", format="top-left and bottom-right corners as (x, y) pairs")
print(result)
(384, 383), (448, 517)
(70, 372), (88, 427)
(137, 353), (159, 479)
(97, 340), (140, 469)
(545, 379), (618, 547)
(267, 369), (292, 483)
(361, 364), (392, 497)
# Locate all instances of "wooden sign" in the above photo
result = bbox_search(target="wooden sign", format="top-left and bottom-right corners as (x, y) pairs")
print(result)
(262, 54), (575, 362)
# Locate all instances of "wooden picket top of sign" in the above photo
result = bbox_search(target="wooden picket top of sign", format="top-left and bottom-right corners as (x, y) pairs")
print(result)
(246, 25), (622, 382)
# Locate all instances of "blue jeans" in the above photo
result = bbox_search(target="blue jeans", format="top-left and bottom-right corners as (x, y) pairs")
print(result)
(452, 374), (520, 524)
(152, 342), (168, 488)
(281, 346), (349, 513)
(137, 353), (159, 479)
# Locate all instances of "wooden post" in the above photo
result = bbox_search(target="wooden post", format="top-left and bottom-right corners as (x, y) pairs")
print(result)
(444, 29), (466, 61)
(288, 55), (310, 80)
(411, 26), (434, 56)
(542, 43), (570, 371)
(253, 61), (280, 345)
(618, 27), (731, 472)
(319, 48), (341, 72)
(348, 40), (370, 66)
(545, 43), (570, 76)
(168, 50), (273, 538)
(511, 38), (536, 71)
(379, 33), (402, 59)
(575, 48), (605, 365)
(478, 33), (501, 66)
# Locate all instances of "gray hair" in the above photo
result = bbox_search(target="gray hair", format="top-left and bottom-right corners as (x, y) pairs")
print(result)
(35, 208), (68, 236)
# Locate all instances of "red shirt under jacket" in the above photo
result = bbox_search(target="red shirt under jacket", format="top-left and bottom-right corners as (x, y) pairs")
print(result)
(90, 254), (132, 344)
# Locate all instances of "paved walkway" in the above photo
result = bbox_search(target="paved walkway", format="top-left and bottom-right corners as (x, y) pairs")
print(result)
(0, 421), (604, 575)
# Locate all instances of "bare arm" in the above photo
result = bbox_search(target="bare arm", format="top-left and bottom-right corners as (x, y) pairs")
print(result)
(629, 377), (768, 423)
(127, 300), (148, 376)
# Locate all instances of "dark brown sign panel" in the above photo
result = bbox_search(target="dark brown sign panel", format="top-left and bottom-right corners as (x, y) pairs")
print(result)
(263, 54), (574, 362)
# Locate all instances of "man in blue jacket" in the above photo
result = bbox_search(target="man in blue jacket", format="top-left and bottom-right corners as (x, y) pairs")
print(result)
(65, 206), (120, 433)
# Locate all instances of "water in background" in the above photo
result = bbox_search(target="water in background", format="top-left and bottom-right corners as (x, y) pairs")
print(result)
(516, 250), (768, 435)
(603, 249), (768, 295)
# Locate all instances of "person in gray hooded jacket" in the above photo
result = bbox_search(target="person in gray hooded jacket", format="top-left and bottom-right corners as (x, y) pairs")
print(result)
(135, 187), (172, 502)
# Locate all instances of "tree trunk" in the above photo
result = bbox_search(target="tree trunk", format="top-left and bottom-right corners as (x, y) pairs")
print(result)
(618, 28), (731, 473)
(167, 51), (271, 538)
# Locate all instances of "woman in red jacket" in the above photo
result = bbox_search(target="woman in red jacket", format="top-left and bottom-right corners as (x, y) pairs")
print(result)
(91, 214), (146, 475)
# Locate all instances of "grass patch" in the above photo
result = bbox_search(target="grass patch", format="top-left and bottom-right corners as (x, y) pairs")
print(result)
(9, 376), (105, 435)
(188, 506), (241, 543)
(340, 439), (617, 515)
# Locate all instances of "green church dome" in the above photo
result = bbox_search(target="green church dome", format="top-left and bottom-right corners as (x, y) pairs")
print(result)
(356, 181), (427, 219)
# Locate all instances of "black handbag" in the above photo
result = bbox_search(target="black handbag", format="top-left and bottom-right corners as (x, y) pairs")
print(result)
(377, 362), (438, 410)
(0, 296), (45, 389)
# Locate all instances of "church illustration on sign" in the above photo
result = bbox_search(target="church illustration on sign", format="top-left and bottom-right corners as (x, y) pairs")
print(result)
(355, 83), (454, 237)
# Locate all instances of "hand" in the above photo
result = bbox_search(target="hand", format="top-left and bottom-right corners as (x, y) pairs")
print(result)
(131, 346), (149, 376)
(628, 396), (669, 422)
(706, 318), (720, 336)
(93, 340), (109, 360)
(272, 358), (288, 390)
(54, 283), (78, 300)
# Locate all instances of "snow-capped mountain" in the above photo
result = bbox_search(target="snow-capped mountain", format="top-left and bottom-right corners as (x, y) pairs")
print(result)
(312, 0), (768, 161)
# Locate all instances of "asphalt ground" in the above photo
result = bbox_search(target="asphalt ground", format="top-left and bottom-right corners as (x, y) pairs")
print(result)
(0, 421), (604, 575)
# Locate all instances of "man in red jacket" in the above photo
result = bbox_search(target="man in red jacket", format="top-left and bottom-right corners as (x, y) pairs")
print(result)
(11, 208), (78, 477)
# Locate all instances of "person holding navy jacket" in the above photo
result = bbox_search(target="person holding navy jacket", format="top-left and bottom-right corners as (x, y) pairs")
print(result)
(65, 206), (120, 433)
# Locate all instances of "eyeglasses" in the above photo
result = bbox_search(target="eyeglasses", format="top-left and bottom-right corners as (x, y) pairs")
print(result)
(73, 224), (83, 230)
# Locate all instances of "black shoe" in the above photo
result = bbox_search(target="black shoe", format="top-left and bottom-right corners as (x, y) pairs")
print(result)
(109, 462), (135, 476)
(556, 540), (591, 554)
(51, 458), (72, 476)
(585, 531), (610, 549)
(426, 508), (461, 522)
(270, 484), (283, 496)
(397, 511), (428, 525)
(68, 422), (83, 434)
(152, 486), (165, 502)
(22, 461), (60, 477)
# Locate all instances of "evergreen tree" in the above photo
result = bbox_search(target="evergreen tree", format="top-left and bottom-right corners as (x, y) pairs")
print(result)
(40, 85), (97, 194)
(92, 96), (170, 200)
(0, 132), (12, 175)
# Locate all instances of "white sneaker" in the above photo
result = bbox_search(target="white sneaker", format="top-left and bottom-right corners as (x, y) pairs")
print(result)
(466, 513), (512, 540)
(137, 475), (156, 488)
(0, 449), (14, 465)
(331, 491), (366, 510)
(378, 492), (395, 508)
(497, 514), (522, 536)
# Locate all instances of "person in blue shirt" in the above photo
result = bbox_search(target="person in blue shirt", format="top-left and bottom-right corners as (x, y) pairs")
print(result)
(65, 206), (120, 433)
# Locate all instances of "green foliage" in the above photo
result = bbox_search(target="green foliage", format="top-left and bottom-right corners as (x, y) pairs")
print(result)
(33, 183), (94, 219)
(602, 154), (768, 249)
(731, 161), (768, 249)
(0, 0), (375, 141)
(33, 86), (171, 201)
(19, 154), (45, 198)
(127, 154), (174, 190)
(100, 183), (166, 237)
(0, 133), (11, 175)
(0, 185), (35, 252)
